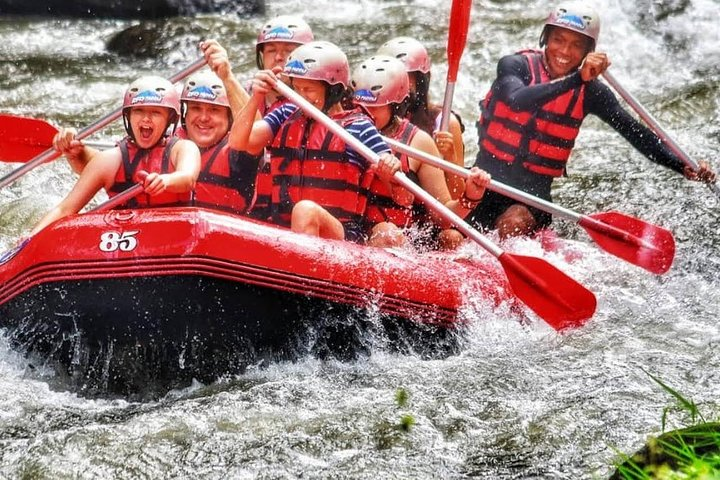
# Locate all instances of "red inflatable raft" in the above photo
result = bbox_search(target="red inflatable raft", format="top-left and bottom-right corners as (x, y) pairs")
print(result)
(0, 207), (512, 397)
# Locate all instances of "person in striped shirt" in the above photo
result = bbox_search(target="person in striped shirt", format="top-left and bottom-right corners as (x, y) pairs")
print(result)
(231, 41), (404, 243)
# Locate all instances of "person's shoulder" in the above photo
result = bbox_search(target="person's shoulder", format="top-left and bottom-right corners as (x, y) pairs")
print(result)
(171, 138), (201, 158)
(496, 52), (530, 75)
(84, 146), (123, 179)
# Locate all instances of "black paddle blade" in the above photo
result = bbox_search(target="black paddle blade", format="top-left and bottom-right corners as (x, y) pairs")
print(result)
(499, 252), (596, 331)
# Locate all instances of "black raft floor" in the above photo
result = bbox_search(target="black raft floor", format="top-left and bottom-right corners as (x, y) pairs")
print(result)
(0, 275), (461, 399)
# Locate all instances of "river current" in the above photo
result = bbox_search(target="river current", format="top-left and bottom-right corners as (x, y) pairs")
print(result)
(1, 0), (719, 478)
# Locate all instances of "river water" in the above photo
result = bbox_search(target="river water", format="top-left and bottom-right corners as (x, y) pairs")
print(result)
(1, 0), (719, 478)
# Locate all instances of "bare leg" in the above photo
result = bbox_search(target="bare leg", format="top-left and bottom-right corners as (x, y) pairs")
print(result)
(367, 222), (407, 248)
(291, 200), (345, 240)
(495, 204), (537, 239)
(437, 228), (464, 250)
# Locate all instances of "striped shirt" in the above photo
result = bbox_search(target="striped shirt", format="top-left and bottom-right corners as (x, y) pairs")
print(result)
(263, 103), (390, 168)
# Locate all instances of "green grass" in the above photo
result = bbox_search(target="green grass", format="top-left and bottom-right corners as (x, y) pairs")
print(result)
(611, 370), (720, 479)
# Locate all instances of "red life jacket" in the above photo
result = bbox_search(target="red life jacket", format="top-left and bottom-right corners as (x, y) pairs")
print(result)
(193, 136), (253, 214)
(266, 108), (374, 226)
(249, 97), (292, 221)
(478, 50), (586, 177)
(108, 137), (191, 208)
(364, 118), (415, 227)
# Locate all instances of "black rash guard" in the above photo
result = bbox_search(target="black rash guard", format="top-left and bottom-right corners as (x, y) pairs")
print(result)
(474, 53), (685, 188)
(468, 53), (685, 231)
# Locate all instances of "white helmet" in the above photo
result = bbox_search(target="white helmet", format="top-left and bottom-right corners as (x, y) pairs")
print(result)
(122, 75), (180, 140)
(351, 55), (409, 106)
(540, 2), (601, 51)
(376, 37), (431, 74)
(256, 15), (314, 47)
(284, 41), (350, 88)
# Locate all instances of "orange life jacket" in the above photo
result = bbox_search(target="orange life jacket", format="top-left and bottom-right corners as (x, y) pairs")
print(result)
(266, 109), (374, 226)
(478, 50), (586, 177)
(364, 118), (415, 227)
(193, 136), (254, 214)
(109, 137), (191, 208)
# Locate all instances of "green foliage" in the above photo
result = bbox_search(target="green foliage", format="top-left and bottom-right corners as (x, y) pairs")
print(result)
(611, 372), (719, 479)
(640, 368), (706, 430)
(395, 387), (409, 408)
(394, 387), (415, 432)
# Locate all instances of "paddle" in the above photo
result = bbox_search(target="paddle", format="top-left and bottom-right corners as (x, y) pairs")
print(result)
(439, 0), (473, 132)
(273, 80), (596, 330)
(87, 171), (147, 212)
(602, 70), (720, 200)
(0, 114), (116, 162)
(384, 136), (675, 274)
(0, 57), (207, 190)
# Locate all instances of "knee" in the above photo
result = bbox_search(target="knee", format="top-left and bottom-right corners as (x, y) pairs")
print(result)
(495, 205), (536, 239)
(291, 200), (321, 230)
(368, 222), (406, 248)
(437, 228), (464, 250)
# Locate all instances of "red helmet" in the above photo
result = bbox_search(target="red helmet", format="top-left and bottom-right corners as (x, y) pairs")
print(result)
(181, 71), (230, 108)
(540, 2), (601, 51)
(351, 55), (409, 106)
(376, 37), (431, 74)
(122, 76), (180, 116)
(284, 41), (350, 88)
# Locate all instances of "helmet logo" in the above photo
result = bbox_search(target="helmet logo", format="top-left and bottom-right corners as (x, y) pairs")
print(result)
(353, 89), (378, 104)
(263, 26), (294, 41)
(284, 59), (308, 76)
(556, 13), (586, 31)
(132, 89), (163, 105)
(186, 85), (217, 101)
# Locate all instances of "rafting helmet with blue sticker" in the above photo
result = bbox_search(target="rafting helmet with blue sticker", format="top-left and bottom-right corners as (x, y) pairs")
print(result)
(540, 2), (601, 52)
(122, 75), (180, 141)
(180, 70), (231, 128)
(351, 55), (409, 107)
(284, 41), (350, 111)
(256, 15), (314, 69)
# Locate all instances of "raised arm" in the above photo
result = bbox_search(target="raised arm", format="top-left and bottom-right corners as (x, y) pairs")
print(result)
(228, 70), (277, 154)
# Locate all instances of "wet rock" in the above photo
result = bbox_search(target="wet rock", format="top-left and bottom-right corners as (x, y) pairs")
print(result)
(0, 0), (264, 19)
(627, 0), (690, 26)
(106, 21), (207, 58)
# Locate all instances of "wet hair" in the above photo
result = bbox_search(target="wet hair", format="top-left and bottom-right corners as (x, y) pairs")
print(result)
(405, 71), (465, 135)
(325, 84), (349, 111)
(406, 71), (434, 135)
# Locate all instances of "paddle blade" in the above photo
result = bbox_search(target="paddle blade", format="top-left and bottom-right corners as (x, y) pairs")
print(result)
(0, 114), (58, 162)
(446, 0), (473, 82)
(499, 252), (596, 330)
(579, 211), (675, 275)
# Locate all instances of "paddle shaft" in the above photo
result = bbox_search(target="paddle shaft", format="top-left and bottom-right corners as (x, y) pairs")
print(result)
(274, 81), (503, 258)
(603, 70), (720, 198)
(440, 0), (472, 132)
(88, 184), (144, 212)
(383, 137), (660, 250)
(383, 136), (580, 221)
(0, 57), (206, 190)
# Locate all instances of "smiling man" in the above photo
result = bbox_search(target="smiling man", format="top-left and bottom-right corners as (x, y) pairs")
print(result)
(467, 1), (716, 239)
